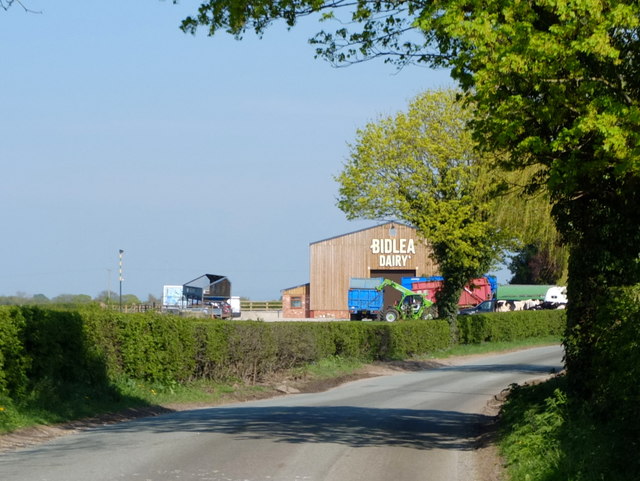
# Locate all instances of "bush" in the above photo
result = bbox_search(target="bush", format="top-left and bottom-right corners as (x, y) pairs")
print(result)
(580, 285), (640, 448)
(82, 310), (198, 383)
(181, 320), (451, 383)
(0, 307), (28, 399)
(500, 378), (567, 481)
(20, 307), (107, 387)
(386, 321), (452, 358)
(457, 309), (566, 344)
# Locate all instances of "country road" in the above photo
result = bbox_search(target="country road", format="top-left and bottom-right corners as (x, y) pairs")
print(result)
(0, 345), (563, 481)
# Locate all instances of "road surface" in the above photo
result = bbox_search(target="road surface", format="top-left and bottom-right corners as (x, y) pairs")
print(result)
(0, 345), (563, 481)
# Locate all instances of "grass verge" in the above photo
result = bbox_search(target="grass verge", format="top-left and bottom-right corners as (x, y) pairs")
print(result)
(291, 355), (364, 380)
(498, 374), (640, 481)
(424, 335), (561, 359)
(0, 382), (148, 433)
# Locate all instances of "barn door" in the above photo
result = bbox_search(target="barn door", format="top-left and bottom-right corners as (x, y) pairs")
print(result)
(370, 269), (416, 311)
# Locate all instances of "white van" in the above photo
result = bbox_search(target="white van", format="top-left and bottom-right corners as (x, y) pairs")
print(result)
(544, 286), (567, 307)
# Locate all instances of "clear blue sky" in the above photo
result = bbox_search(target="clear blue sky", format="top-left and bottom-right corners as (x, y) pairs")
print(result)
(2, 1), (506, 301)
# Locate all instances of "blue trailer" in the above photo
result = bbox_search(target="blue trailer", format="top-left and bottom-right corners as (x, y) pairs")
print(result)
(348, 278), (384, 320)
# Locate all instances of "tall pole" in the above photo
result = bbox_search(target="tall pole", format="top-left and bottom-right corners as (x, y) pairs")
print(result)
(119, 249), (124, 312)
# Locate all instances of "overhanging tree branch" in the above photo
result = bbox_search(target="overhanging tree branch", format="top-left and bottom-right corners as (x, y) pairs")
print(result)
(0, 0), (42, 13)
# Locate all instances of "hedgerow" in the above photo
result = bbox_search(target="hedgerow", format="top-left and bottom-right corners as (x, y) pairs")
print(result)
(0, 307), (28, 399)
(0, 306), (563, 410)
(457, 309), (565, 344)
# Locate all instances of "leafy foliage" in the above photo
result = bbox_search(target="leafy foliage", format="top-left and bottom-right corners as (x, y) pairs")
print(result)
(181, 0), (640, 403)
(336, 90), (509, 322)
(490, 166), (567, 282)
(500, 375), (640, 481)
(0, 308), (28, 399)
(178, 0), (443, 67)
(457, 309), (566, 344)
(509, 243), (566, 285)
(414, 0), (640, 395)
(500, 379), (567, 481)
(0, 292), (143, 306)
(570, 285), (640, 430)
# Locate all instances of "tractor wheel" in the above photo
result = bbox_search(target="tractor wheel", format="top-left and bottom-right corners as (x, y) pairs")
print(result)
(382, 308), (400, 322)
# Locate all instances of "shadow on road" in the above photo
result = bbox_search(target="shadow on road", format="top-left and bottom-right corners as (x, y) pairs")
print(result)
(94, 405), (493, 451)
(439, 363), (561, 375)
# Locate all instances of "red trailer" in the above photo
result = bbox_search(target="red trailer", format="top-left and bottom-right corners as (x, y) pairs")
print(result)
(409, 277), (494, 308)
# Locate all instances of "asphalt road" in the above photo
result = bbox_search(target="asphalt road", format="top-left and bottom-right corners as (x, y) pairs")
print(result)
(0, 345), (563, 481)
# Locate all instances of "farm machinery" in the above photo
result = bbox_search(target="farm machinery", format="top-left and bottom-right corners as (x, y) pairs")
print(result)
(348, 277), (436, 322)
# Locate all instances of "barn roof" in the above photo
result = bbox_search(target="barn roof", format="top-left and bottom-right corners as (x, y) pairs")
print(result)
(310, 221), (415, 246)
(281, 283), (310, 294)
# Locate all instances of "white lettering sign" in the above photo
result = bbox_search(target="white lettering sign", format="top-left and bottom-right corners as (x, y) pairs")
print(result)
(370, 238), (415, 267)
(379, 255), (411, 267)
(369, 238), (416, 255)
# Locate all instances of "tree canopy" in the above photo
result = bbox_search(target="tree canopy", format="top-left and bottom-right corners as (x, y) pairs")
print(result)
(491, 167), (568, 284)
(508, 243), (566, 285)
(178, 0), (444, 67)
(420, 0), (640, 393)
(336, 89), (508, 320)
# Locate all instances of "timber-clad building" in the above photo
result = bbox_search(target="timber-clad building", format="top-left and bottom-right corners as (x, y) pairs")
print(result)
(282, 222), (438, 319)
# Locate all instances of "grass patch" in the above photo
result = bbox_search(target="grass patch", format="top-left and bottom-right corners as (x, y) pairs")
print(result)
(294, 355), (364, 379)
(114, 377), (229, 405)
(422, 335), (561, 359)
(0, 382), (149, 433)
(112, 376), (271, 407)
(499, 376), (567, 481)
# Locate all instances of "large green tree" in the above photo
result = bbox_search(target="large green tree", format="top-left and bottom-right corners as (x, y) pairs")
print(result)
(336, 89), (508, 322)
(180, 0), (640, 399)
(416, 0), (640, 396)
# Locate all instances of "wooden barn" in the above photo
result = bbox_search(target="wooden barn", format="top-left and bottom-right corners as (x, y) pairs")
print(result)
(283, 222), (438, 319)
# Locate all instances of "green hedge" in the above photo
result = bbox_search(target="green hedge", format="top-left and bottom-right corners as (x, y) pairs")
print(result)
(0, 306), (121, 416)
(457, 309), (566, 344)
(84, 316), (455, 384)
(0, 306), (564, 400)
(579, 285), (640, 440)
(0, 307), (28, 399)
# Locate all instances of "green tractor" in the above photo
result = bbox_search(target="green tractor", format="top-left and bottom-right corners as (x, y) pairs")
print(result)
(375, 278), (436, 322)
